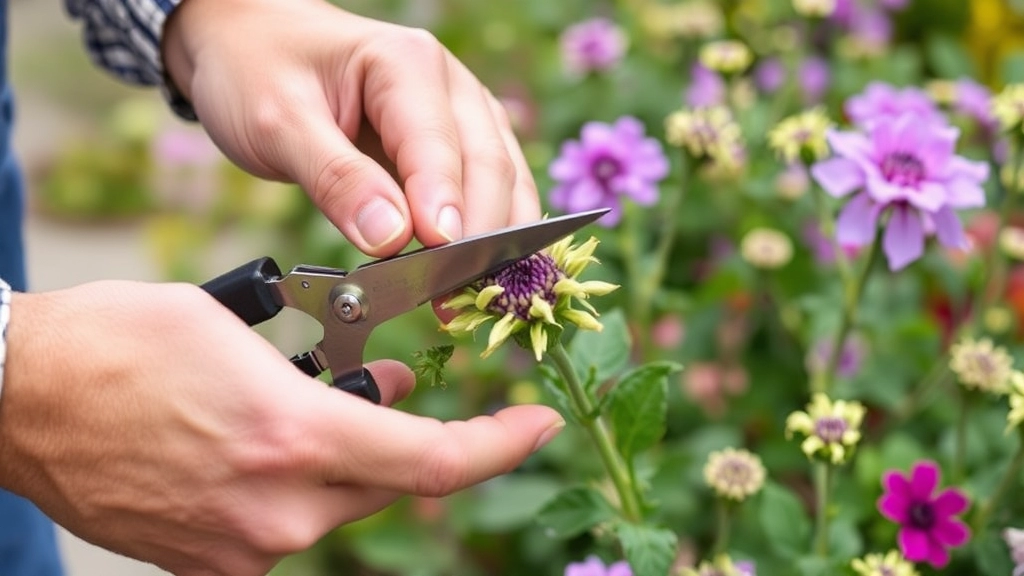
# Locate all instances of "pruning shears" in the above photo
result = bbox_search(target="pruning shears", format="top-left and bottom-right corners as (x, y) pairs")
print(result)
(201, 209), (607, 404)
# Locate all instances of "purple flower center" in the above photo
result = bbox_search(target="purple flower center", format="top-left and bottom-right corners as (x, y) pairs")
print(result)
(480, 253), (564, 321)
(908, 501), (936, 529)
(880, 151), (926, 187)
(814, 416), (847, 443)
(592, 155), (622, 184)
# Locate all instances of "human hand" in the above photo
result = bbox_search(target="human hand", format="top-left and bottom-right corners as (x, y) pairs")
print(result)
(0, 282), (563, 576)
(162, 0), (541, 258)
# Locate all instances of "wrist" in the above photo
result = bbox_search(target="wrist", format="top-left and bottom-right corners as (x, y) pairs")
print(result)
(0, 291), (47, 493)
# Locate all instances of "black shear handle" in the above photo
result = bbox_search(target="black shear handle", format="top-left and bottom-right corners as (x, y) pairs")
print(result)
(201, 257), (283, 326)
(204, 258), (382, 405)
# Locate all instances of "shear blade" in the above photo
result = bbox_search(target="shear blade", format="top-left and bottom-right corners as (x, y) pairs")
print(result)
(347, 209), (608, 323)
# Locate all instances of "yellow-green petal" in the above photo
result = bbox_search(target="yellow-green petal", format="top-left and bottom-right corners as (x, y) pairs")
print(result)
(562, 307), (603, 331)
(530, 321), (548, 361)
(482, 313), (518, 358)
(529, 294), (558, 325)
(475, 285), (505, 311)
(785, 411), (814, 436)
(442, 292), (478, 310)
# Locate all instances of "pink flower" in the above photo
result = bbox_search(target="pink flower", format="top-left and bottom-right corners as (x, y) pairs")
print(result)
(560, 18), (627, 77)
(810, 114), (989, 270)
(565, 556), (632, 576)
(877, 460), (971, 568)
(549, 117), (669, 226)
(845, 82), (946, 128)
(685, 63), (726, 107)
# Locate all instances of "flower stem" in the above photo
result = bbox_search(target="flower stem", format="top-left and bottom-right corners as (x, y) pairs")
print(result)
(713, 498), (731, 555)
(813, 230), (882, 394)
(547, 342), (643, 522)
(813, 462), (832, 557)
(972, 426), (1024, 532)
(953, 388), (971, 484)
(810, 183), (853, 286)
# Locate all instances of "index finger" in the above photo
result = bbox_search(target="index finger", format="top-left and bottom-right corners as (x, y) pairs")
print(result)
(313, 401), (564, 496)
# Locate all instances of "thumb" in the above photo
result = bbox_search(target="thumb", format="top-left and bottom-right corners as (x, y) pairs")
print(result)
(287, 108), (414, 257)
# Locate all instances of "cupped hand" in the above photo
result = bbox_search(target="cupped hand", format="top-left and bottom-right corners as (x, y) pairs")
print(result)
(0, 282), (563, 576)
(162, 0), (541, 257)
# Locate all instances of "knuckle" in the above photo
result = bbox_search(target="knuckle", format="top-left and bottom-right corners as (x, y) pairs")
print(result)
(412, 432), (470, 497)
(228, 410), (320, 476)
(475, 146), (517, 186)
(311, 154), (371, 210)
(253, 519), (321, 555)
(390, 27), (445, 61)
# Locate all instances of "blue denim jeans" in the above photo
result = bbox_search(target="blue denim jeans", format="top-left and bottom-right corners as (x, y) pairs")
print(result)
(0, 0), (66, 569)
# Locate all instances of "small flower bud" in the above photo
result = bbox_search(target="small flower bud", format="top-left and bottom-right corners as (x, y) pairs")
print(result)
(793, 0), (837, 18)
(699, 40), (753, 75)
(740, 228), (793, 270)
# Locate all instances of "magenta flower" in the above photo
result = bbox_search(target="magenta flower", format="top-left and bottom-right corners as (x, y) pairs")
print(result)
(878, 460), (971, 568)
(685, 63), (726, 107)
(560, 18), (627, 77)
(810, 114), (988, 270)
(845, 82), (945, 128)
(565, 556), (631, 576)
(549, 116), (669, 226)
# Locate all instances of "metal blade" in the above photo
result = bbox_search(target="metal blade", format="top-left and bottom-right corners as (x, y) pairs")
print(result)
(348, 208), (608, 325)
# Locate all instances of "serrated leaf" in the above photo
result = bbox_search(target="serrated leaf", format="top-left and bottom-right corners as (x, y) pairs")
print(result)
(605, 362), (679, 461)
(615, 523), (677, 576)
(759, 482), (812, 559)
(569, 308), (631, 390)
(536, 486), (617, 539)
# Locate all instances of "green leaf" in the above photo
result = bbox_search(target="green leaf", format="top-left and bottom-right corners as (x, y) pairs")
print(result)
(974, 529), (1016, 576)
(615, 523), (678, 576)
(605, 361), (680, 461)
(471, 474), (562, 532)
(926, 34), (976, 78)
(536, 486), (618, 539)
(569, 308), (631, 389)
(411, 344), (455, 388)
(759, 482), (812, 559)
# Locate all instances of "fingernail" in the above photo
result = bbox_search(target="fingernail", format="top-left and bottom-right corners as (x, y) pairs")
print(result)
(356, 199), (406, 249)
(532, 418), (566, 452)
(437, 205), (463, 243)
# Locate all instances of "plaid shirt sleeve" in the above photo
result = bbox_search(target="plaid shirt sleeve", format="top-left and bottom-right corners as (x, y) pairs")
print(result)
(65, 0), (198, 121)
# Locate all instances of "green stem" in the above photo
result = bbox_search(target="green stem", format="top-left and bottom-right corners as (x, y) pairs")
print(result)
(547, 342), (643, 522)
(810, 183), (853, 286)
(895, 360), (951, 422)
(813, 229), (882, 394)
(953, 388), (971, 484)
(813, 462), (832, 558)
(713, 499), (731, 555)
(972, 427), (1024, 532)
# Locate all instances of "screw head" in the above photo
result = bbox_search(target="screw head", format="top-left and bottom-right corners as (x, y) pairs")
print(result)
(333, 293), (363, 322)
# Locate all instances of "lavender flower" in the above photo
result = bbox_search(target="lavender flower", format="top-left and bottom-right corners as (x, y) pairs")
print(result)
(799, 56), (831, 104)
(845, 82), (945, 128)
(560, 18), (627, 77)
(954, 78), (999, 134)
(807, 334), (866, 379)
(754, 58), (786, 94)
(565, 556), (631, 576)
(549, 117), (669, 226)
(810, 114), (989, 270)
(686, 63), (727, 107)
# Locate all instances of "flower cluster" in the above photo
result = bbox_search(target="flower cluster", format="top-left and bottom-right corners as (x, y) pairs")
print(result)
(665, 106), (744, 170)
(785, 393), (866, 464)
(850, 550), (919, 576)
(767, 108), (833, 165)
(948, 336), (1015, 394)
(442, 236), (618, 361)
(739, 228), (794, 270)
(703, 448), (766, 501)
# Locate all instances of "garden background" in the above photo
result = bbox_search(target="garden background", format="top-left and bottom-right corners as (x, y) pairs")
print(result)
(12, 0), (1024, 575)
